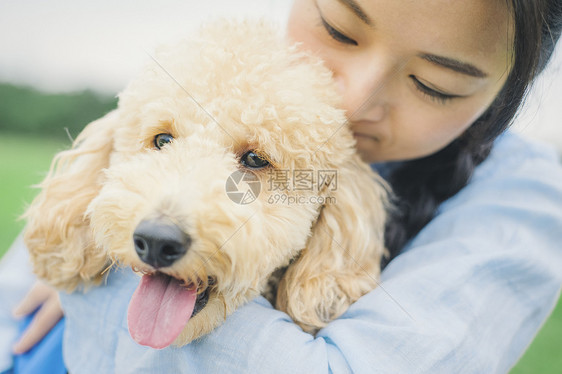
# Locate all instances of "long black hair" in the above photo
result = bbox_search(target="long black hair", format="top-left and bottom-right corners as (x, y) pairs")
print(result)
(384, 0), (562, 263)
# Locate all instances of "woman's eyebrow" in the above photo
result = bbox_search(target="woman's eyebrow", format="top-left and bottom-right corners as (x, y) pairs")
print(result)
(334, 1), (488, 79)
(418, 53), (488, 78)
(337, 0), (372, 25)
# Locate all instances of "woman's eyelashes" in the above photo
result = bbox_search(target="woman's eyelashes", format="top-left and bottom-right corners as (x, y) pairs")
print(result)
(409, 75), (460, 104)
(320, 16), (358, 46)
(318, 9), (460, 105)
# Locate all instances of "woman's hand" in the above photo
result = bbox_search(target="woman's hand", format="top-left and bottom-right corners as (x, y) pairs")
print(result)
(11, 281), (63, 354)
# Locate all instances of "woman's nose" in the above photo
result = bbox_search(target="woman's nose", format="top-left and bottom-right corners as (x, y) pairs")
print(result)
(334, 59), (395, 122)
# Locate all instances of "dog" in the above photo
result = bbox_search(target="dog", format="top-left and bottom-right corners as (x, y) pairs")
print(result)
(23, 19), (388, 349)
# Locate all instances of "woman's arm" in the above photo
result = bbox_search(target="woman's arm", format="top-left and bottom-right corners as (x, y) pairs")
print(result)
(59, 132), (562, 373)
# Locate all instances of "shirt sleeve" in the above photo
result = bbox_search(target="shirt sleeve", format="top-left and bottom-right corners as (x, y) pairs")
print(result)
(60, 133), (562, 374)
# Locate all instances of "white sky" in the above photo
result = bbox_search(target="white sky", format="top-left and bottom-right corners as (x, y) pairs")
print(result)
(0, 0), (560, 150)
(0, 0), (291, 93)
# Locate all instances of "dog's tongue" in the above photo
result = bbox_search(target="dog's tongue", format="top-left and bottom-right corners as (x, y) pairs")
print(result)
(127, 273), (197, 349)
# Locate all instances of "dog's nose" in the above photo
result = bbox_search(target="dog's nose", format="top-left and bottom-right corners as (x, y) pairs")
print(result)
(133, 219), (191, 268)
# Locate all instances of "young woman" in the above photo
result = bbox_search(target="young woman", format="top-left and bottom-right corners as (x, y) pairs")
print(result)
(4, 0), (562, 372)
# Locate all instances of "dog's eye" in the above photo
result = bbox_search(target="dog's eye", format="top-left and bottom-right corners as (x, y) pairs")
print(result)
(241, 151), (269, 169)
(154, 133), (174, 149)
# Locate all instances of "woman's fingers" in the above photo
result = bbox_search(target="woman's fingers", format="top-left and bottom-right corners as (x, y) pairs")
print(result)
(11, 282), (64, 354)
(12, 281), (54, 319)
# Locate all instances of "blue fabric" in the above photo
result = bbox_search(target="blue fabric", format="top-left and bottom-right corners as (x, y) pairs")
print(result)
(56, 131), (562, 373)
(12, 311), (65, 374)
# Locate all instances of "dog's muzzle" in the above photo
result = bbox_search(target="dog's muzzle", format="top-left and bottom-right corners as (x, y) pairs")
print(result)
(133, 219), (191, 268)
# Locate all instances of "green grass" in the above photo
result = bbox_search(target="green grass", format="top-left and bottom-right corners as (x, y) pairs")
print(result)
(512, 300), (562, 373)
(0, 131), (560, 371)
(0, 132), (69, 256)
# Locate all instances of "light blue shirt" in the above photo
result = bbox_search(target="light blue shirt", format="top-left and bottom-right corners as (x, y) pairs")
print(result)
(3, 131), (562, 373)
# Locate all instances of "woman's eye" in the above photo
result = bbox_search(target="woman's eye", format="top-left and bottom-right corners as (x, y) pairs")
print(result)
(154, 133), (174, 149)
(241, 151), (270, 169)
(409, 75), (458, 104)
(320, 17), (358, 46)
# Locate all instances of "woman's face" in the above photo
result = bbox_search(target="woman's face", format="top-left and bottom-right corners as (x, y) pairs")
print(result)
(287, 0), (514, 162)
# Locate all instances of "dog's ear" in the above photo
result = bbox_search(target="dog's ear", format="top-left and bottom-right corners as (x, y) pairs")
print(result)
(276, 155), (388, 333)
(23, 110), (121, 291)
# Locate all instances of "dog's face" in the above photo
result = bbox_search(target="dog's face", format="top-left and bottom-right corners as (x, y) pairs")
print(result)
(24, 20), (386, 350)
(85, 21), (356, 348)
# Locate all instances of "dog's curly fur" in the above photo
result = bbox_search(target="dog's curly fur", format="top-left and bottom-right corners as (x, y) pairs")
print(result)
(23, 20), (388, 346)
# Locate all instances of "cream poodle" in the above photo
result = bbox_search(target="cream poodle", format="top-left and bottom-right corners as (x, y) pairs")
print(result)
(23, 20), (388, 349)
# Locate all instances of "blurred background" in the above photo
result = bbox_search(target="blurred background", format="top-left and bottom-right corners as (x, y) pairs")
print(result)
(0, 1), (560, 372)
